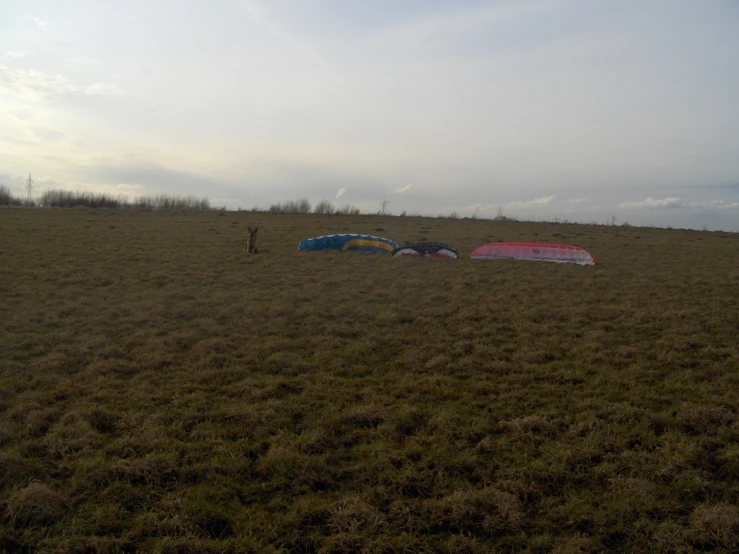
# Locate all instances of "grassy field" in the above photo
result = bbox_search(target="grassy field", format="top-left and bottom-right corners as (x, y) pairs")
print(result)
(1, 207), (738, 553)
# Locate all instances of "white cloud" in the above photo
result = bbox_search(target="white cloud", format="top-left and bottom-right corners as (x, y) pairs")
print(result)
(389, 184), (412, 194)
(459, 195), (568, 219)
(461, 203), (499, 215)
(0, 65), (81, 100)
(34, 18), (49, 30)
(30, 125), (65, 141)
(226, 0), (331, 68)
(368, 0), (563, 53)
(335, 187), (346, 199)
(461, 195), (556, 215)
(507, 195), (555, 207)
(619, 197), (685, 209)
(619, 197), (739, 211)
(4, 51), (26, 59)
(110, 183), (147, 195)
(0, 64), (124, 100)
(534, 195), (555, 204)
(84, 82), (124, 96)
(707, 200), (739, 210)
(40, 181), (148, 199)
(569, 197), (591, 204)
(64, 57), (101, 72)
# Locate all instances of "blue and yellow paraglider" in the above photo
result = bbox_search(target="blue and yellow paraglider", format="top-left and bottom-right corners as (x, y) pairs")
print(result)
(298, 234), (397, 254)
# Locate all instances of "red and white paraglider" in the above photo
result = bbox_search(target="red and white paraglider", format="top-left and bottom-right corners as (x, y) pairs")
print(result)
(470, 242), (595, 265)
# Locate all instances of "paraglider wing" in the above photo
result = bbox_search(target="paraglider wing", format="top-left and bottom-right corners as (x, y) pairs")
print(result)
(298, 234), (397, 253)
(470, 242), (595, 265)
(341, 238), (396, 252)
(392, 242), (459, 259)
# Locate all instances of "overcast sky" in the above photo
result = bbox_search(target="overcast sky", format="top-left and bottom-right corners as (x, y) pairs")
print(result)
(2, 0), (738, 229)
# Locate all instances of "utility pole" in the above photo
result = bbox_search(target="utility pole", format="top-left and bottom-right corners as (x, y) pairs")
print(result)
(26, 173), (34, 204)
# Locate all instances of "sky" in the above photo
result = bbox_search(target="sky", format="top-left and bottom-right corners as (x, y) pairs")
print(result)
(1, 0), (738, 230)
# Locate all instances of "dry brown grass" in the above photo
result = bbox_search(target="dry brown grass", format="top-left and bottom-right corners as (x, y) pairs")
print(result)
(0, 207), (738, 552)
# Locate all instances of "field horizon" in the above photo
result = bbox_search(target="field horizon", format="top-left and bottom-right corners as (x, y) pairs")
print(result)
(1, 207), (738, 553)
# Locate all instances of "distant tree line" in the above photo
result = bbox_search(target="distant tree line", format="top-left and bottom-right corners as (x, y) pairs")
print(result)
(40, 190), (127, 209)
(0, 187), (214, 210)
(0, 188), (684, 229)
(131, 194), (211, 211)
(268, 198), (362, 215)
(268, 198), (313, 213)
(0, 185), (25, 206)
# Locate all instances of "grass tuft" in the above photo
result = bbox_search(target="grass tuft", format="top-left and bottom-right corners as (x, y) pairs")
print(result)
(5, 483), (69, 527)
(690, 503), (739, 548)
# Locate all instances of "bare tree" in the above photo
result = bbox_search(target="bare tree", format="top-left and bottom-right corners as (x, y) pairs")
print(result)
(298, 198), (312, 213)
(380, 200), (390, 215)
(0, 185), (13, 206)
(314, 200), (335, 214)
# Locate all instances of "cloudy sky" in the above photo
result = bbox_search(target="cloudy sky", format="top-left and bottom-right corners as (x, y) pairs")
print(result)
(2, 0), (738, 229)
